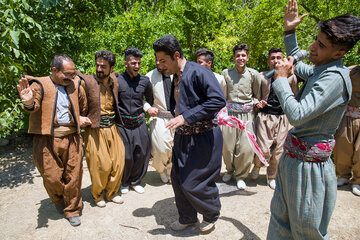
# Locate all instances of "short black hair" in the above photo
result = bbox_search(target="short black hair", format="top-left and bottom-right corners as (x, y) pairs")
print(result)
(268, 48), (283, 57)
(153, 34), (184, 60)
(51, 54), (73, 70)
(233, 43), (250, 55)
(195, 48), (214, 63)
(95, 50), (116, 67)
(318, 14), (360, 52)
(124, 47), (143, 61)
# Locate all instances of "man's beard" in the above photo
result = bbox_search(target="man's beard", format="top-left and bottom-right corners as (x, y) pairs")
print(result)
(96, 71), (110, 79)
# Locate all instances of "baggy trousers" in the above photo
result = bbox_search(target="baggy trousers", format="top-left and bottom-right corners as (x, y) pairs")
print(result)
(334, 116), (360, 184)
(85, 124), (125, 202)
(254, 112), (289, 179)
(267, 155), (337, 240)
(118, 122), (151, 186)
(149, 117), (174, 176)
(33, 133), (83, 218)
(171, 126), (222, 224)
(222, 111), (255, 180)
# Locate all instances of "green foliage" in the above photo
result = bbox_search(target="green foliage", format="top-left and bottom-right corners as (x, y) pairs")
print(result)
(1, 0), (359, 137)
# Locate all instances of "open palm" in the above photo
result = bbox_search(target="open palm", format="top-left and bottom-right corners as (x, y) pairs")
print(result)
(284, 0), (308, 30)
(17, 78), (34, 104)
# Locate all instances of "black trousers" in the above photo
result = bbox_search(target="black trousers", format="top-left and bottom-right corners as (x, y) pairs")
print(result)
(171, 126), (222, 224)
(118, 122), (151, 186)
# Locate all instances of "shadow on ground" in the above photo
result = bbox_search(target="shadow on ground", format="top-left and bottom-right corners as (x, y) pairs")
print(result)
(132, 188), (258, 237)
(36, 184), (93, 228)
(0, 132), (35, 188)
(36, 198), (64, 228)
(220, 216), (261, 240)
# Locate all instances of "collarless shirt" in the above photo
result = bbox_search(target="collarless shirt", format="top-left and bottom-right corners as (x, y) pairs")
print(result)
(98, 76), (115, 116)
(222, 66), (261, 104)
(117, 72), (153, 116)
(55, 84), (71, 125)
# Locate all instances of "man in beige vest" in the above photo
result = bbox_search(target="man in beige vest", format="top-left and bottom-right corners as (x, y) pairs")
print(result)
(17, 55), (89, 226)
(221, 43), (262, 190)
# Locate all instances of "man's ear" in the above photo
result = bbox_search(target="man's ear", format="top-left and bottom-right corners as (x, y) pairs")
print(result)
(333, 49), (346, 60)
(174, 51), (180, 60)
(124, 61), (128, 68)
(110, 66), (115, 72)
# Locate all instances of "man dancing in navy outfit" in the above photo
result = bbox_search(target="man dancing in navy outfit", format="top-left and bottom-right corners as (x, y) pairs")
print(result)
(153, 34), (226, 233)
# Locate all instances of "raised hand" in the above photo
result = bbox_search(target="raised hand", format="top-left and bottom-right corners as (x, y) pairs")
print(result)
(284, 0), (308, 31)
(17, 78), (34, 105)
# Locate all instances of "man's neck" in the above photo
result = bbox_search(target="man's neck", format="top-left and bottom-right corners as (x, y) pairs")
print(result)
(176, 58), (187, 76)
(236, 65), (246, 73)
(126, 71), (137, 80)
(95, 74), (111, 87)
(102, 76), (110, 86)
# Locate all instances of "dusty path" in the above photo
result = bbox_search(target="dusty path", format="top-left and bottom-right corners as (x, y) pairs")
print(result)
(0, 134), (359, 240)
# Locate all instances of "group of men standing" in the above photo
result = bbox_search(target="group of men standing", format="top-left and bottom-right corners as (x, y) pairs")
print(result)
(17, 0), (360, 238)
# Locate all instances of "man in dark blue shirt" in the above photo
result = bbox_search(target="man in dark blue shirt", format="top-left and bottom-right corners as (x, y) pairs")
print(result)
(153, 34), (226, 233)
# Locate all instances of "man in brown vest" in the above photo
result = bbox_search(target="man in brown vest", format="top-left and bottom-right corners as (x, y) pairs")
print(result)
(78, 50), (126, 207)
(334, 62), (360, 196)
(17, 55), (89, 226)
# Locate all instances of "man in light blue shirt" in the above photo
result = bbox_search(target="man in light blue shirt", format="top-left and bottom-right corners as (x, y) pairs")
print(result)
(267, 0), (360, 239)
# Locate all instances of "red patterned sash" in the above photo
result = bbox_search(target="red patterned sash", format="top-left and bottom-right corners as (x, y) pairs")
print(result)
(284, 132), (335, 162)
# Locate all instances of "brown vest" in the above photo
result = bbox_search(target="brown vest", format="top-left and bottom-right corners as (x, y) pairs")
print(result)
(348, 65), (360, 107)
(25, 75), (81, 135)
(78, 72), (122, 128)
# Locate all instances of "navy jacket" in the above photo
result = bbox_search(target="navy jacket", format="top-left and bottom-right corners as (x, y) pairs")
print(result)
(170, 61), (226, 124)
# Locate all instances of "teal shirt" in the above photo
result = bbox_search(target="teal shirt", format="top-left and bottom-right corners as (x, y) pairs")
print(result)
(273, 33), (352, 142)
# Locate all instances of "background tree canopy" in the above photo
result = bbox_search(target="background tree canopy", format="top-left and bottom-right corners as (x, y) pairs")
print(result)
(1, 0), (359, 137)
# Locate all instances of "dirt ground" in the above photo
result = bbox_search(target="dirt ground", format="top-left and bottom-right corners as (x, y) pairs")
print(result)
(0, 133), (359, 240)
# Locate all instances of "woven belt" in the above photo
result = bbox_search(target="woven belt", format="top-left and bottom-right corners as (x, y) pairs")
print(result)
(157, 110), (174, 119)
(284, 132), (335, 162)
(226, 102), (254, 113)
(175, 119), (218, 135)
(117, 113), (145, 129)
(345, 105), (360, 118)
(99, 115), (115, 128)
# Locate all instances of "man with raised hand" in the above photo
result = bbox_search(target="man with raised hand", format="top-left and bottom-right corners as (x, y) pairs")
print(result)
(267, 0), (360, 239)
(17, 55), (88, 226)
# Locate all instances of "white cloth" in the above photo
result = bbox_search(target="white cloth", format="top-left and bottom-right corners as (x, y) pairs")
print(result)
(214, 72), (227, 97)
(144, 69), (175, 174)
